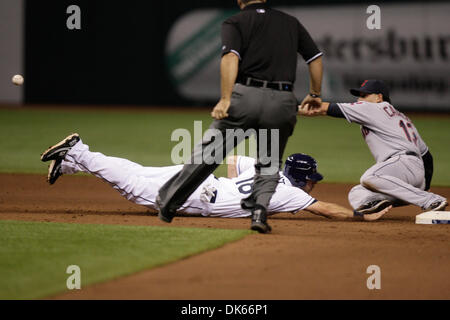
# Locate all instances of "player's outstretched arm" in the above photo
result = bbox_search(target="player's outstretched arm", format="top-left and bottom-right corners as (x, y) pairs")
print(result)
(227, 155), (239, 178)
(302, 201), (391, 221)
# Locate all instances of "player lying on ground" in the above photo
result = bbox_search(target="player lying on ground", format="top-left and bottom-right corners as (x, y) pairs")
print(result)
(298, 79), (448, 213)
(39, 134), (391, 224)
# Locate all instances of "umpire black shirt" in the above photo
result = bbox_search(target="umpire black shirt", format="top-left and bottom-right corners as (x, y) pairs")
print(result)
(221, 3), (323, 84)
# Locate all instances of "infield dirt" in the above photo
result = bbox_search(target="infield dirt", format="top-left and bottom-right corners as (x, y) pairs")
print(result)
(1, 173), (449, 299)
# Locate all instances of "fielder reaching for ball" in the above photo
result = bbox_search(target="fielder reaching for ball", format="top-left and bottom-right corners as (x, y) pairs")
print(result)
(39, 134), (391, 223)
(298, 79), (448, 213)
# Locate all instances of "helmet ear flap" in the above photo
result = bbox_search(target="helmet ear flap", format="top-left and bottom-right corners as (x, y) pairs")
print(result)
(283, 163), (307, 188)
(283, 153), (323, 187)
(295, 179), (307, 188)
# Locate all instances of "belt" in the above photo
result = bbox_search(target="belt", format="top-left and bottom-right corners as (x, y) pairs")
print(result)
(405, 151), (420, 158)
(388, 151), (419, 161)
(239, 77), (293, 92)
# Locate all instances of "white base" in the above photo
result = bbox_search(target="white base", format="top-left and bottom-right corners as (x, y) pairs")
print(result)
(415, 211), (450, 224)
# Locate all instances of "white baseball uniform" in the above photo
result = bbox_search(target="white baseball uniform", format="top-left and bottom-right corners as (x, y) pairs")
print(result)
(61, 140), (316, 218)
(336, 101), (446, 210)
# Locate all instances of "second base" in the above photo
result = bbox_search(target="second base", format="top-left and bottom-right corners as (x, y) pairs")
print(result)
(415, 211), (450, 224)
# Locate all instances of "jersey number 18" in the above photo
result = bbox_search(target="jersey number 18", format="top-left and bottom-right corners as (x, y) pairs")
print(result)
(235, 177), (253, 194)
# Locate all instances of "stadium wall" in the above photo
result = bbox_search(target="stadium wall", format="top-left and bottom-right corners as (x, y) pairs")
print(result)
(0, 0), (24, 104)
(24, 0), (450, 111)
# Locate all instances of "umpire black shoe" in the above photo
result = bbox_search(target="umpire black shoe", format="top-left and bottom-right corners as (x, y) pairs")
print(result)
(47, 159), (63, 185)
(41, 133), (80, 162)
(156, 195), (176, 223)
(357, 200), (392, 214)
(250, 207), (272, 234)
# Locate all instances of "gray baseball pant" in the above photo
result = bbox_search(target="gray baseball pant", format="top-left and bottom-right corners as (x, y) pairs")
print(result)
(348, 154), (446, 210)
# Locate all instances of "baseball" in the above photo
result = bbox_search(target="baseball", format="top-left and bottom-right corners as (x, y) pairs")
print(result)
(12, 74), (24, 86)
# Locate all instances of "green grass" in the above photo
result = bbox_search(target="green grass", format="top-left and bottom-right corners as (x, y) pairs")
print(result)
(0, 220), (251, 299)
(0, 108), (449, 185)
(0, 108), (211, 172)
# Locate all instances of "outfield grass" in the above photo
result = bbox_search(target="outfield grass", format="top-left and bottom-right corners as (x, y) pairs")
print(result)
(0, 220), (251, 299)
(0, 108), (449, 185)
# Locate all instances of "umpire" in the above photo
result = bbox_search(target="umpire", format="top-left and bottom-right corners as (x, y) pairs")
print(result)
(157, 0), (323, 233)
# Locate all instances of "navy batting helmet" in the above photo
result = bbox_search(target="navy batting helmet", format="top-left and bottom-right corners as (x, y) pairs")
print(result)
(283, 153), (323, 188)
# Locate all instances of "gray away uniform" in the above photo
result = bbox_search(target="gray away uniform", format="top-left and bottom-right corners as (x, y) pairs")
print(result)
(336, 101), (446, 210)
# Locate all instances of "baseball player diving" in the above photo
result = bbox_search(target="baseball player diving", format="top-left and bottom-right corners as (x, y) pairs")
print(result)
(299, 79), (448, 213)
(39, 134), (391, 224)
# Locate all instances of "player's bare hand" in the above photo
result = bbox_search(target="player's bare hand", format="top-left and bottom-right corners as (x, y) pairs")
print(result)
(363, 205), (392, 221)
(298, 103), (321, 116)
(298, 104), (309, 115)
(300, 94), (322, 110)
(211, 99), (231, 120)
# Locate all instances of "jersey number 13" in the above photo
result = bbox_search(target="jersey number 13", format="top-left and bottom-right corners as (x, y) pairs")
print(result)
(399, 120), (418, 145)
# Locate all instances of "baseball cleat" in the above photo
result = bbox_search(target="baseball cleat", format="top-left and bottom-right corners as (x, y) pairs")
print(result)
(357, 199), (392, 214)
(250, 208), (272, 234)
(427, 200), (448, 211)
(40, 133), (80, 162)
(47, 159), (63, 185)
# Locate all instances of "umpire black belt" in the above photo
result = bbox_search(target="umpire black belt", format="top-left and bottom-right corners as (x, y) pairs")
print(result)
(240, 77), (293, 92)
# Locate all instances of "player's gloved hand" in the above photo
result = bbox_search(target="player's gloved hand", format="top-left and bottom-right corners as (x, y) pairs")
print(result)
(211, 99), (231, 120)
(200, 184), (217, 203)
(300, 94), (322, 110)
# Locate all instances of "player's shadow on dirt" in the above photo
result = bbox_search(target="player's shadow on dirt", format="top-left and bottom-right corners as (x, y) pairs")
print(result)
(271, 215), (411, 223)
(147, 211), (411, 222)
(4, 208), (411, 222)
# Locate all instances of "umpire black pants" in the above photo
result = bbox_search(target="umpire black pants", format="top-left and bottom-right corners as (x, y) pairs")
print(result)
(157, 83), (298, 213)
